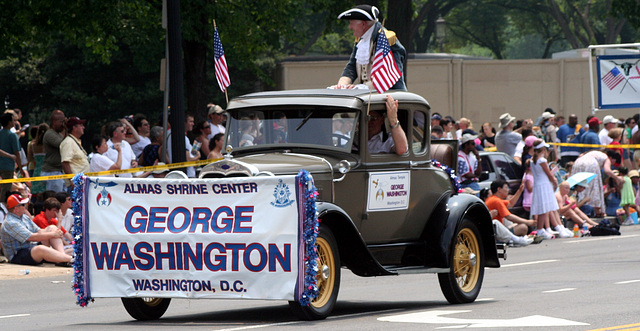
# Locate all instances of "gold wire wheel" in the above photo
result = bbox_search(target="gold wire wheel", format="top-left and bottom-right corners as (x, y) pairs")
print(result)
(452, 227), (480, 293)
(141, 298), (164, 307)
(311, 236), (335, 308)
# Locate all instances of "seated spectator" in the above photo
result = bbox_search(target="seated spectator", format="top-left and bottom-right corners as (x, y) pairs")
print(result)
(368, 95), (408, 155)
(431, 125), (444, 140)
(484, 179), (536, 237)
(0, 194), (73, 266)
(54, 192), (74, 233)
(555, 181), (598, 229)
(458, 133), (481, 191)
(604, 171), (621, 217)
(479, 188), (533, 246)
(32, 197), (73, 244)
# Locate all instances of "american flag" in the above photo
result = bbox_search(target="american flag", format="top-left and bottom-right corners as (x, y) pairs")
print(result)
(213, 27), (230, 92)
(602, 67), (624, 90)
(371, 31), (402, 93)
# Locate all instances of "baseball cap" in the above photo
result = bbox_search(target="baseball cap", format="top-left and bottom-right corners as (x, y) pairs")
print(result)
(207, 105), (224, 115)
(66, 116), (86, 130)
(7, 194), (29, 209)
(588, 117), (602, 126)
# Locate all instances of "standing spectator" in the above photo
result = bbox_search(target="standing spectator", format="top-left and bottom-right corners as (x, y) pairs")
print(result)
(456, 118), (472, 140)
(139, 126), (164, 167)
(0, 194), (73, 266)
(495, 113), (522, 157)
(41, 110), (66, 192)
(439, 118), (454, 139)
(580, 117), (601, 153)
(556, 114), (584, 167)
(572, 150), (622, 217)
(130, 115), (151, 158)
(166, 114), (200, 178)
(430, 113), (442, 128)
(618, 167), (637, 225)
(607, 127), (624, 168)
(599, 115), (617, 146)
(479, 122), (496, 148)
(0, 113), (21, 201)
(207, 133), (225, 160)
(60, 117), (90, 187)
(206, 104), (226, 140)
(105, 121), (138, 178)
(522, 159), (533, 214)
(26, 123), (48, 196)
(513, 129), (533, 164)
(192, 121), (212, 160)
(457, 133), (481, 191)
(534, 107), (555, 127)
(90, 135), (122, 177)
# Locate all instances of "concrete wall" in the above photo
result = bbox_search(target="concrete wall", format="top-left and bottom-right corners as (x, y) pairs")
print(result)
(278, 57), (639, 130)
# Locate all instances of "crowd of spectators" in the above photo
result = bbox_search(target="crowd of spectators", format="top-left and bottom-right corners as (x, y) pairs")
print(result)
(0, 103), (227, 266)
(432, 109), (640, 246)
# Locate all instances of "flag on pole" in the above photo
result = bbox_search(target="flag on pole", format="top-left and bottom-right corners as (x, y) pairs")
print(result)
(370, 31), (401, 93)
(213, 27), (230, 92)
(602, 66), (624, 90)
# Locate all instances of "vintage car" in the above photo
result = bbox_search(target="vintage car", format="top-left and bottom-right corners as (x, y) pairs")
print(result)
(122, 89), (501, 321)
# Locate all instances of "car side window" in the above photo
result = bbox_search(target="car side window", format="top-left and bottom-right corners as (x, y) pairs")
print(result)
(494, 155), (523, 180)
(412, 111), (426, 153)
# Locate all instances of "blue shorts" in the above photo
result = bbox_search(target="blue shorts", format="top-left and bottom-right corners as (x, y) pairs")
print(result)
(10, 247), (39, 266)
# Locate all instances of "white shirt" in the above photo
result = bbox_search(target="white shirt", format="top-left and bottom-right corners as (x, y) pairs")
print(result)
(368, 132), (394, 154)
(105, 139), (136, 178)
(206, 123), (226, 140)
(514, 140), (525, 158)
(599, 128), (612, 146)
(90, 153), (116, 177)
(131, 136), (151, 158)
(59, 209), (74, 233)
(166, 130), (196, 178)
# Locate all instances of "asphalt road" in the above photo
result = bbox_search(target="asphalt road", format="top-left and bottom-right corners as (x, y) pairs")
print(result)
(2, 225), (639, 330)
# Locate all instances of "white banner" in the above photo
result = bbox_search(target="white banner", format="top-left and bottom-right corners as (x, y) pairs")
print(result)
(82, 175), (302, 300)
(597, 55), (640, 109)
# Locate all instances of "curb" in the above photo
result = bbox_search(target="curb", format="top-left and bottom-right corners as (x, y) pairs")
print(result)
(0, 262), (73, 280)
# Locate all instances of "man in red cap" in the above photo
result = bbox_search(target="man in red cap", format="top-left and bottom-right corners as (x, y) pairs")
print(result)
(60, 116), (90, 188)
(0, 194), (73, 266)
(580, 117), (602, 153)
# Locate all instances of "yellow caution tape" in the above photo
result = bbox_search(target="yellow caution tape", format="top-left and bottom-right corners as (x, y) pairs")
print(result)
(483, 142), (638, 153)
(0, 158), (222, 184)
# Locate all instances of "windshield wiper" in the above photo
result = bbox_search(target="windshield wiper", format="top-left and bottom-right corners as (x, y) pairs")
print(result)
(295, 111), (314, 131)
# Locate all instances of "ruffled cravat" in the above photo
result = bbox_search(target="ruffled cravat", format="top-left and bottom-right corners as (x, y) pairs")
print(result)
(355, 25), (375, 65)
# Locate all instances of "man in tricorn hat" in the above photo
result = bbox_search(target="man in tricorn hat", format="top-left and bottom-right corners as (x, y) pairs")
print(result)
(334, 5), (406, 91)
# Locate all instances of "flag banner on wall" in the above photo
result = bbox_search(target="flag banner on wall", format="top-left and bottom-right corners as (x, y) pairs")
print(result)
(597, 54), (640, 109)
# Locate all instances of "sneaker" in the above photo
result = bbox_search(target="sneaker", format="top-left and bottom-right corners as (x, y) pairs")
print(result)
(563, 228), (574, 237)
(537, 228), (553, 240)
(557, 228), (572, 238)
(546, 228), (560, 236)
(622, 218), (634, 226)
(512, 236), (534, 246)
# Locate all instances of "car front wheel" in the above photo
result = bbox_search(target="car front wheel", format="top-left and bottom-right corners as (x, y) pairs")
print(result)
(289, 224), (340, 320)
(438, 219), (485, 304)
(121, 297), (171, 320)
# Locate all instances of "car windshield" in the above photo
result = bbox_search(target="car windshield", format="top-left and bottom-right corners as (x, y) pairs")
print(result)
(226, 107), (359, 151)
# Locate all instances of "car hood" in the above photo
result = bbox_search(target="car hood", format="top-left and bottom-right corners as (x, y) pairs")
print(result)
(234, 152), (338, 175)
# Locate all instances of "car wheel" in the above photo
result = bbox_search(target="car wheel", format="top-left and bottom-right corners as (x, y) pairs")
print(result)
(438, 219), (485, 304)
(121, 297), (171, 320)
(289, 224), (341, 320)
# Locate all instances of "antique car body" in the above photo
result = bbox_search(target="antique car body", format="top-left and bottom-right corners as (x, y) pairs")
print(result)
(122, 89), (500, 321)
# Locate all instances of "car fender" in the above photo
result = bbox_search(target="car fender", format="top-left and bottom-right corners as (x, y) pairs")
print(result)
(317, 202), (396, 277)
(423, 193), (500, 268)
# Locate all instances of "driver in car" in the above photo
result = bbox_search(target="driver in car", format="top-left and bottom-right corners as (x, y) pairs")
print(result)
(368, 95), (408, 155)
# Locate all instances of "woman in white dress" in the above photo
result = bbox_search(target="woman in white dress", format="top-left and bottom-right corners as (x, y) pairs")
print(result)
(90, 135), (122, 176)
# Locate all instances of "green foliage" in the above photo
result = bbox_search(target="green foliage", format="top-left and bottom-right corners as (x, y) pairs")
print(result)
(611, 0), (640, 29)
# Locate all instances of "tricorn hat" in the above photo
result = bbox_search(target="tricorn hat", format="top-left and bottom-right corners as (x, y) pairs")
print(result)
(338, 5), (379, 21)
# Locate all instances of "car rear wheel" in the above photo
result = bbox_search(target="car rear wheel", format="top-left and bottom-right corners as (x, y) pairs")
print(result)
(438, 219), (485, 304)
(289, 224), (340, 320)
(121, 297), (171, 320)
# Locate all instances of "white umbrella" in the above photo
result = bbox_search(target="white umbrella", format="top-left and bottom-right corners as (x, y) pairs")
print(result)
(567, 172), (597, 188)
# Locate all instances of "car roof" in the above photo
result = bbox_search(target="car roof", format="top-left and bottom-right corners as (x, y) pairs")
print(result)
(227, 89), (430, 111)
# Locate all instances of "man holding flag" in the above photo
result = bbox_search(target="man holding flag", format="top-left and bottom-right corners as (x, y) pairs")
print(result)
(335, 5), (406, 92)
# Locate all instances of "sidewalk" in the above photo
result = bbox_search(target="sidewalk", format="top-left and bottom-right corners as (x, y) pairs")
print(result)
(0, 262), (72, 280)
